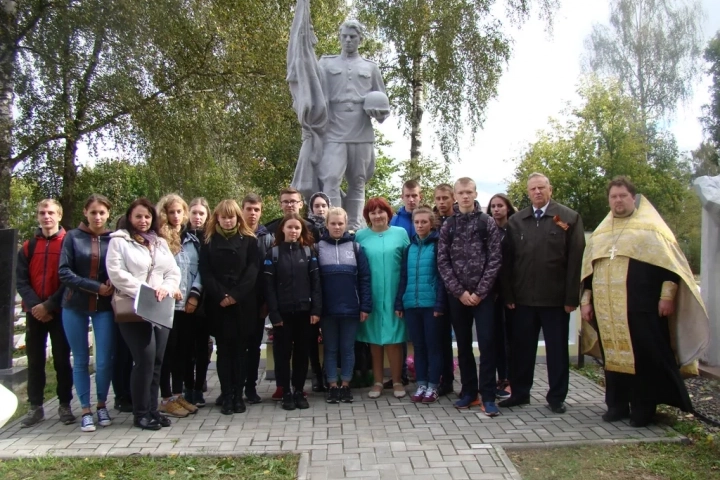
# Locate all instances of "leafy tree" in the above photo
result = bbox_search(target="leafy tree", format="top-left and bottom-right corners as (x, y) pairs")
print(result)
(2, 0), (348, 229)
(690, 141), (720, 178)
(584, 0), (704, 122)
(701, 31), (720, 165)
(356, 0), (559, 169)
(508, 79), (692, 231)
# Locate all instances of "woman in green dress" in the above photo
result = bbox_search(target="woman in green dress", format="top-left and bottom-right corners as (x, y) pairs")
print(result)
(356, 197), (410, 399)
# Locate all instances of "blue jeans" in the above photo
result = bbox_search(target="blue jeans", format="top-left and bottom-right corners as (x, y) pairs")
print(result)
(63, 309), (116, 408)
(404, 308), (443, 388)
(321, 316), (360, 383)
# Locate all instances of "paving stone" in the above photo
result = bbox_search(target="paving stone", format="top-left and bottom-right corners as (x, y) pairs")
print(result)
(0, 365), (674, 479)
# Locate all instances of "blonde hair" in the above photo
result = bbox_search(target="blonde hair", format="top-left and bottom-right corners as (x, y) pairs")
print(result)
(37, 199), (63, 216)
(157, 194), (189, 255)
(189, 197), (211, 216)
(205, 199), (255, 243)
(326, 207), (347, 223)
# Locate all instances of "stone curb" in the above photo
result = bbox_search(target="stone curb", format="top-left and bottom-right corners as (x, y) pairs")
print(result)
(501, 435), (688, 451)
(493, 445), (523, 480)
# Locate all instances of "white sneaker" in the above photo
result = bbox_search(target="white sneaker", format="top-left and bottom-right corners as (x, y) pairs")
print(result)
(80, 413), (96, 432)
(411, 386), (427, 403)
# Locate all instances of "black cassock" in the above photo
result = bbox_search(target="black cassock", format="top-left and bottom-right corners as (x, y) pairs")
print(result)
(585, 259), (692, 412)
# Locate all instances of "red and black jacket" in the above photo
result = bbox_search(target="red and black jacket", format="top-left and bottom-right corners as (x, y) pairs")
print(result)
(16, 227), (66, 314)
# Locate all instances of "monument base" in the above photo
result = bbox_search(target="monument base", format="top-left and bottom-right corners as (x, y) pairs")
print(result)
(0, 366), (28, 390)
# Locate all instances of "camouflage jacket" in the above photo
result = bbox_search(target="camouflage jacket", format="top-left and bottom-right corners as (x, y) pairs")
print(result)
(437, 201), (503, 299)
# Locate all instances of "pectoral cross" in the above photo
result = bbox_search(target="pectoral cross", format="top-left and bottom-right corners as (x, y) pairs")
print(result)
(609, 245), (618, 260)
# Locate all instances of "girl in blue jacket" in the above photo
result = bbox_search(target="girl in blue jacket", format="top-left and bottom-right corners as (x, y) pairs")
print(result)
(394, 206), (446, 404)
(316, 207), (372, 404)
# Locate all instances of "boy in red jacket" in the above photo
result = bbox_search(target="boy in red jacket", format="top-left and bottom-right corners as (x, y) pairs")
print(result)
(16, 199), (75, 427)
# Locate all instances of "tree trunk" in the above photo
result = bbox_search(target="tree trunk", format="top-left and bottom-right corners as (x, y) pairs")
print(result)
(0, 2), (16, 229)
(408, 53), (423, 177)
(59, 137), (77, 229)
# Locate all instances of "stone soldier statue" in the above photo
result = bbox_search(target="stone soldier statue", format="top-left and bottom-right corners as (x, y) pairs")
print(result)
(288, 4), (389, 230)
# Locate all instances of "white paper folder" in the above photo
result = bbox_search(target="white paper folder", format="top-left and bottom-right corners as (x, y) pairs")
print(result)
(134, 283), (175, 328)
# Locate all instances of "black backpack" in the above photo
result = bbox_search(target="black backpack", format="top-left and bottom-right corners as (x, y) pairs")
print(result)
(271, 245), (313, 265)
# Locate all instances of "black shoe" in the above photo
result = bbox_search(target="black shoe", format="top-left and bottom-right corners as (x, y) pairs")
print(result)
(20, 405), (44, 428)
(202, 380), (208, 393)
(151, 411), (172, 427)
(602, 405), (630, 422)
(436, 384), (455, 397)
(221, 395), (234, 415)
(281, 392), (296, 411)
(233, 396), (246, 414)
(498, 396), (531, 408)
(401, 374), (410, 386)
(194, 390), (206, 408)
(312, 374), (326, 392)
(134, 413), (161, 431)
(294, 390), (309, 409)
(215, 394), (224, 406)
(548, 402), (567, 414)
(245, 387), (262, 404)
(326, 386), (340, 404)
(339, 386), (353, 403)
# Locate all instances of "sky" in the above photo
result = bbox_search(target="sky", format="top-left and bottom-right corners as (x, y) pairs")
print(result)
(376, 0), (720, 206)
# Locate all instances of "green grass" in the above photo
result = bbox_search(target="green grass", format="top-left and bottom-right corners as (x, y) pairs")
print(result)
(509, 442), (720, 480)
(0, 455), (299, 480)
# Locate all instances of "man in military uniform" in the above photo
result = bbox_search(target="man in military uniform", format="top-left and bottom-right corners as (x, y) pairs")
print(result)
(318, 21), (388, 230)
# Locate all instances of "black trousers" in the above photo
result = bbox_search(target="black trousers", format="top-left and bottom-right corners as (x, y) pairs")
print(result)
(510, 305), (570, 405)
(449, 297), (496, 401)
(244, 315), (266, 391)
(439, 303), (454, 387)
(160, 310), (182, 398)
(117, 321), (169, 419)
(273, 311), (311, 392)
(182, 314), (210, 392)
(493, 297), (513, 382)
(214, 303), (249, 397)
(24, 311), (73, 406)
(308, 322), (322, 378)
(112, 322), (133, 403)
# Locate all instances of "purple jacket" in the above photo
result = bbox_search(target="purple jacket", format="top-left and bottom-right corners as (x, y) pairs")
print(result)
(437, 201), (502, 299)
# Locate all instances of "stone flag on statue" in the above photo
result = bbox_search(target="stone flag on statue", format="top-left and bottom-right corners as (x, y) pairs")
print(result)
(287, 0), (327, 199)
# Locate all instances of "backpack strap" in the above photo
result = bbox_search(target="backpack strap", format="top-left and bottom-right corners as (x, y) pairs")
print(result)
(23, 237), (37, 260)
(272, 245), (279, 263)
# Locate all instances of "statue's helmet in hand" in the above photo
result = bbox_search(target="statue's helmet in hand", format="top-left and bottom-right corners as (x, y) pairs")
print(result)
(363, 91), (390, 113)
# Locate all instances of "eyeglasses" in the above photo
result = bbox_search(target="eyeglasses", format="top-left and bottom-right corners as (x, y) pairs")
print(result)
(281, 200), (302, 206)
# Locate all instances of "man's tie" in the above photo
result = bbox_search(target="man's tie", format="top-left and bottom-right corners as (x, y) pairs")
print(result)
(535, 209), (543, 221)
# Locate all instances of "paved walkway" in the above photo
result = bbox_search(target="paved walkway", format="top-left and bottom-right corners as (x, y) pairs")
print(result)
(0, 365), (673, 480)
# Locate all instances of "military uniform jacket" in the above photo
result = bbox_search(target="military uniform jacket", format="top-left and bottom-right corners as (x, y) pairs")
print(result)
(319, 54), (385, 143)
(501, 200), (585, 308)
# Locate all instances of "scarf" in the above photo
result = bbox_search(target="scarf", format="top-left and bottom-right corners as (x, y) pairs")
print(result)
(308, 213), (326, 231)
(215, 224), (239, 239)
(133, 231), (158, 247)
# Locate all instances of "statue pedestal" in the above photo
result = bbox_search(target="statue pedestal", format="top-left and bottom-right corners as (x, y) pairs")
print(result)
(699, 207), (720, 366)
(694, 176), (720, 366)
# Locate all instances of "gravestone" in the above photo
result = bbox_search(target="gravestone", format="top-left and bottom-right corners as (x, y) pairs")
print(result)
(693, 176), (720, 367)
(0, 229), (26, 388)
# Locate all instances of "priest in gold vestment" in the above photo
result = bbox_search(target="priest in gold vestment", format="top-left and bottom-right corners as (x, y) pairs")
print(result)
(580, 177), (709, 427)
